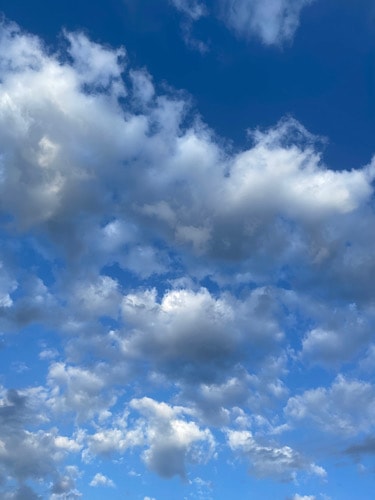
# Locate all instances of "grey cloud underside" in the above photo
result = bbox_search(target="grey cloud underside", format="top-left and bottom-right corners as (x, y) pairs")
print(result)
(0, 388), (82, 498)
(0, 20), (375, 492)
(344, 437), (375, 457)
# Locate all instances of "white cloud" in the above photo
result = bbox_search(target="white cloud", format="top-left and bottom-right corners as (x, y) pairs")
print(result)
(299, 301), (373, 366)
(85, 397), (215, 478)
(47, 362), (116, 421)
(227, 429), (325, 481)
(0, 388), (81, 497)
(130, 397), (216, 478)
(181, 354), (289, 426)
(118, 286), (283, 385)
(285, 375), (375, 435)
(0, 21), (373, 312)
(0, 18), (375, 494)
(65, 31), (126, 89)
(359, 344), (375, 372)
(168, 0), (316, 46)
(85, 426), (144, 458)
(169, 1), (209, 52)
(39, 348), (59, 360)
(292, 495), (316, 500)
(3, 485), (42, 500)
(218, 0), (315, 45)
(0, 261), (17, 308)
(170, 0), (207, 20)
(69, 275), (121, 319)
(1, 21), (371, 255)
(90, 472), (115, 487)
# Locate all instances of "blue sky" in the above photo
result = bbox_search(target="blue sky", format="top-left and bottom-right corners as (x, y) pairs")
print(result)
(0, 1), (374, 499)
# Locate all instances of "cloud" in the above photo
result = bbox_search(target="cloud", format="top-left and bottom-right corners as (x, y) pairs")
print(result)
(85, 397), (215, 479)
(169, 1), (209, 53)
(168, 0), (317, 46)
(291, 495), (316, 500)
(0, 387), (81, 496)
(218, 0), (315, 45)
(3, 485), (42, 500)
(179, 354), (289, 426)
(227, 430), (325, 481)
(343, 436), (375, 458)
(0, 21), (373, 294)
(0, 18), (375, 492)
(298, 300), (374, 366)
(47, 362), (116, 422)
(359, 344), (375, 372)
(64, 31), (126, 89)
(0, 261), (17, 308)
(89, 472), (115, 487)
(170, 0), (207, 20)
(116, 285), (284, 388)
(130, 398), (215, 478)
(285, 375), (375, 436)
(67, 275), (121, 319)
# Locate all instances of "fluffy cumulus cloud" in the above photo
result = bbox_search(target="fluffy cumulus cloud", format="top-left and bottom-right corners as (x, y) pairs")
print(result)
(0, 20), (373, 278)
(285, 375), (375, 436)
(0, 16), (374, 498)
(168, 0), (317, 46)
(47, 361), (117, 422)
(0, 387), (82, 497)
(89, 472), (115, 488)
(227, 430), (325, 481)
(130, 397), (216, 478)
(118, 286), (283, 384)
(84, 397), (215, 479)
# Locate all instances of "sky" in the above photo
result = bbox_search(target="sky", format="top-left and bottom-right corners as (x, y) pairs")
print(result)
(0, 1), (374, 499)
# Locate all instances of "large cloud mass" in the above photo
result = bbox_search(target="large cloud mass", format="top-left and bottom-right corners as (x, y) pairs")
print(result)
(0, 18), (374, 497)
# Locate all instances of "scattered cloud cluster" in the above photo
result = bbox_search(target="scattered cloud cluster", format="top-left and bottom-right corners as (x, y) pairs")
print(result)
(0, 388), (82, 498)
(0, 16), (374, 498)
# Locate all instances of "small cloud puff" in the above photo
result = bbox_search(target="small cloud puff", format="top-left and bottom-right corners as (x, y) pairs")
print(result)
(90, 472), (115, 487)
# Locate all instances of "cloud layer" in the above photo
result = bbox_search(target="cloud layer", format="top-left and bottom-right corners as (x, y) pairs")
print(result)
(0, 18), (374, 497)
